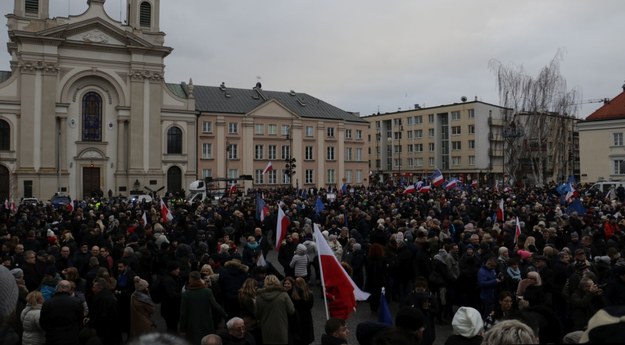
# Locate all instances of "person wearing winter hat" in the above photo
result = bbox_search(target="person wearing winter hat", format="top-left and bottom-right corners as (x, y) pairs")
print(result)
(289, 243), (309, 279)
(130, 276), (156, 339)
(0, 265), (19, 345)
(577, 305), (625, 344)
(444, 306), (483, 345)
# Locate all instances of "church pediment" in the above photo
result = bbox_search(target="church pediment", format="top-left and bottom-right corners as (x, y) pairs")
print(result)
(247, 99), (300, 120)
(38, 18), (158, 49)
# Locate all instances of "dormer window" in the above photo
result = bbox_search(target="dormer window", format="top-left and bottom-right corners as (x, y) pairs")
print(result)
(25, 0), (39, 16)
(139, 2), (152, 28)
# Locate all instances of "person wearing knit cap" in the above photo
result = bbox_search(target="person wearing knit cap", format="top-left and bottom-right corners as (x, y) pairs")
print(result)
(0, 265), (19, 345)
(445, 306), (483, 345)
(130, 276), (156, 339)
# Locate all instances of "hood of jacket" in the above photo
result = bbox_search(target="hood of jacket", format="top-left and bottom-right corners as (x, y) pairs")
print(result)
(257, 285), (285, 302)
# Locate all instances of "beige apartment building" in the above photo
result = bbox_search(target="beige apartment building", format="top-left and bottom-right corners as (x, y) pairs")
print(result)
(363, 100), (508, 186)
(578, 86), (625, 183)
(188, 83), (370, 191)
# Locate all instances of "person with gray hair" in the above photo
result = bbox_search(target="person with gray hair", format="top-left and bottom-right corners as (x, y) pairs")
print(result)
(201, 334), (222, 345)
(216, 316), (255, 345)
(40, 280), (84, 345)
(480, 319), (538, 345)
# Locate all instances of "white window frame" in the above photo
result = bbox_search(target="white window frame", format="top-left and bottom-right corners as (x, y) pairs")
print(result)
(202, 121), (212, 133)
(255, 145), (264, 159)
(268, 124), (277, 135)
(228, 122), (238, 134)
(305, 146), (313, 160)
(305, 169), (313, 184)
(268, 145), (277, 160)
(327, 146), (335, 160)
(306, 126), (314, 137)
(202, 143), (212, 159)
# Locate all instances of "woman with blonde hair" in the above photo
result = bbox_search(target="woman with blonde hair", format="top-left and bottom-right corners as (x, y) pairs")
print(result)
(517, 271), (546, 308)
(481, 319), (538, 344)
(256, 275), (294, 345)
(20, 290), (45, 345)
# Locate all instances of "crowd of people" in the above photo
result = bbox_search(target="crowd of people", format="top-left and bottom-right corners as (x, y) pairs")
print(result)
(1, 180), (625, 344)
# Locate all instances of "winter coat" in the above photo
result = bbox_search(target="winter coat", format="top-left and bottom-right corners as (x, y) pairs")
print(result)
(291, 293), (315, 345)
(129, 291), (156, 339)
(477, 265), (498, 304)
(179, 281), (227, 345)
(40, 292), (84, 345)
(255, 285), (295, 344)
(88, 287), (122, 345)
(289, 244), (309, 278)
(20, 305), (45, 345)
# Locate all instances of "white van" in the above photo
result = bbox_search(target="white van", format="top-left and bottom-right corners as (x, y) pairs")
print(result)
(586, 181), (625, 195)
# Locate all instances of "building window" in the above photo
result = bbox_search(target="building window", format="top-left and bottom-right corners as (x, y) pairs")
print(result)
(356, 130), (363, 139)
(327, 169), (336, 184)
(268, 145), (277, 160)
(306, 126), (314, 137)
(202, 169), (212, 178)
(355, 148), (363, 161)
(469, 140), (475, 149)
(228, 122), (238, 134)
(415, 116), (423, 124)
(345, 148), (352, 161)
(268, 170), (277, 184)
(428, 128), (434, 137)
(202, 121), (212, 133)
(139, 1), (152, 27)
(282, 170), (291, 184)
(0, 119), (9, 151)
(468, 124), (475, 134)
(305, 169), (313, 184)
(201, 143), (212, 159)
(268, 124), (277, 135)
(451, 126), (461, 135)
(25, 0), (39, 16)
(356, 170), (363, 183)
(227, 144), (238, 159)
(393, 119), (402, 127)
(615, 160), (625, 175)
(228, 169), (238, 179)
(82, 92), (102, 142)
(452, 141), (461, 151)
(468, 156), (475, 165)
(428, 114), (434, 123)
(281, 125), (290, 136)
(305, 146), (313, 160)
(428, 143), (435, 152)
(255, 169), (264, 184)
(345, 129), (352, 139)
(407, 117), (413, 126)
(415, 158), (423, 167)
(415, 129), (423, 138)
(407, 131), (413, 139)
(167, 127), (183, 154)
(255, 145), (264, 159)
(614, 133), (623, 146)
(345, 170), (353, 183)
(281, 146), (291, 160)
(327, 147), (335, 160)
(451, 111), (461, 120)
(415, 144), (423, 152)
(468, 109), (475, 118)
(452, 156), (461, 166)
(327, 127), (335, 138)
(255, 124), (264, 135)
(429, 157), (435, 166)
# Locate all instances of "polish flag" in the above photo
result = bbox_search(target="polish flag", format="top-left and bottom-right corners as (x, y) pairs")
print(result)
(9, 199), (16, 214)
(262, 161), (273, 174)
(471, 179), (478, 189)
(514, 217), (522, 244)
(402, 184), (416, 194)
(314, 224), (370, 319)
(141, 211), (148, 225)
(66, 196), (74, 214)
(275, 204), (290, 251)
(229, 182), (237, 195)
(160, 199), (173, 223)
(496, 199), (505, 221)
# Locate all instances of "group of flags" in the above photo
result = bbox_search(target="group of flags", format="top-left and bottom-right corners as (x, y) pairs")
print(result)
(3, 199), (16, 213)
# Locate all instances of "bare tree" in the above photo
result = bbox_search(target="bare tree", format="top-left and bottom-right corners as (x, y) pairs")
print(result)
(490, 50), (579, 186)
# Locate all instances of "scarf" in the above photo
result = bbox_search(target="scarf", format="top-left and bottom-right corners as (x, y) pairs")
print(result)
(507, 266), (521, 281)
(132, 290), (155, 306)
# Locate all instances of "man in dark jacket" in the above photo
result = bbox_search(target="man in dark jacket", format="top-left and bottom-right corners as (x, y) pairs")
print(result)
(217, 317), (256, 345)
(159, 261), (183, 333)
(321, 318), (349, 345)
(40, 280), (84, 345)
(89, 278), (121, 344)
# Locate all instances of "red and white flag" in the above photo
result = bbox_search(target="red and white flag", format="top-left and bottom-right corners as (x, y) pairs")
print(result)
(66, 196), (74, 214)
(229, 182), (237, 195)
(160, 199), (173, 223)
(141, 211), (148, 225)
(402, 184), (416, 194)
(9, 199), (16, 214)
(496, 198), (505, 221)
(262, 161), (273, 174)
(314, 224), (370, 319)
(514, 217), (522, 244)
(419, 184), (431, 193)
(275, 204), (290, 251)
(471, 179), (478, 189)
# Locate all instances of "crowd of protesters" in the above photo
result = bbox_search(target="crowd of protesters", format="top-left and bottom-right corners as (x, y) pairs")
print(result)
(1, 179), (625, 344)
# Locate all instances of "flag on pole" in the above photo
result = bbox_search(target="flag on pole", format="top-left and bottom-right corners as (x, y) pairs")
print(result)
(314, 196), (325, 215)
(445, 179), (458, 191)
(255, 193), (269, 223)
(496, 199), (505, 221)
(66, 196), (74, 214)
(160, 199), (173, 223)
(378, 287), (393, 325)
(402, 184), (416, 194)
(142, 211), (148, 225)
(432, 169), (444, 187)
(229, 182), (237, 195)
(275, 204), (290, 251)
(419, 184), (432, 193)
(9, 199), (16, 214)
(514, 217), (522, 244)
(262, 161), (273, 174)
(314, 224), (370, 320)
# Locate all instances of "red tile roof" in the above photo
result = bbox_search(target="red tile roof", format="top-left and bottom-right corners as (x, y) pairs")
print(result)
(585, 90), (625, 121)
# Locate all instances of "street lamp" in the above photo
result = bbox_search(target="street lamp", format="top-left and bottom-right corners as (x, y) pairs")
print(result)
(284, 126), (296, 189)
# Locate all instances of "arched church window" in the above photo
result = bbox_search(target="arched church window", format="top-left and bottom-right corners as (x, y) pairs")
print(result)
(0, 119), (9, 151)
(140, 2), (152, 27)
(82, 92), (102, 142)
(167, 127), (183, 154)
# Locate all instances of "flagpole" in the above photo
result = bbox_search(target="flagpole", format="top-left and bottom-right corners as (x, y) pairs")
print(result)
(315, 223), (330, 320)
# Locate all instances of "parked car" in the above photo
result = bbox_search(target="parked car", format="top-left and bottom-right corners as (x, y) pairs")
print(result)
(50, 193), (71, 208)
(20, 197), (39, 206)
(129, 191), (152, 203)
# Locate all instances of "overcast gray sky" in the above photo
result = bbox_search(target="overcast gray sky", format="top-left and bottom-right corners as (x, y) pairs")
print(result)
(1, 0), (623, 117)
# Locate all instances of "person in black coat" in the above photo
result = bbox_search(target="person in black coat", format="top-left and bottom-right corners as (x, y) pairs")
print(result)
(88, 278), (122, 344)
(40, 280), (85, 345)
(159, 261), (183, 333)
(604, 265), (625, 306)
